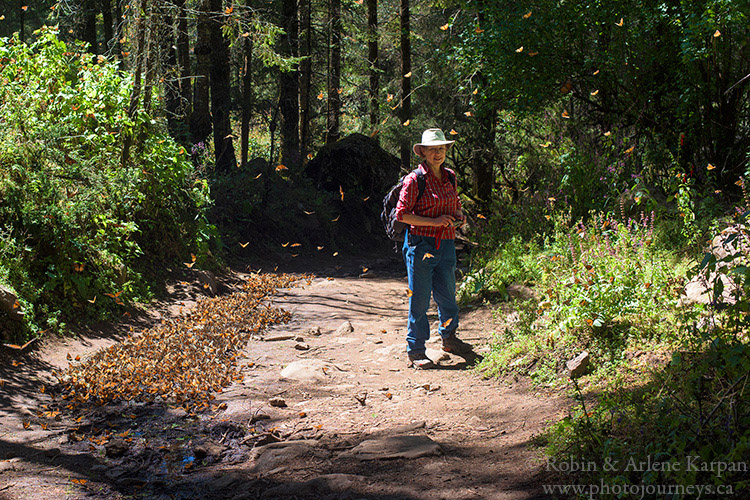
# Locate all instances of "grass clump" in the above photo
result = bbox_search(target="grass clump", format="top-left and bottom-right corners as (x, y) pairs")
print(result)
(458, 236), (542, 305)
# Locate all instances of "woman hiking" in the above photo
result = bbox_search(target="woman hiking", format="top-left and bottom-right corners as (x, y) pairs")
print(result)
(394, 128), (474, 369)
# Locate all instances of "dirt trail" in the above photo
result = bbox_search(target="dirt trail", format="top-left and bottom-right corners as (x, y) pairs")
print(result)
(0, 255), (567, 500)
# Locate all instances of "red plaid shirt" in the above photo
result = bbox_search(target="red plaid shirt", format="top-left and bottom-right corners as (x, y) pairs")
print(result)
(395, 163), (462, 240)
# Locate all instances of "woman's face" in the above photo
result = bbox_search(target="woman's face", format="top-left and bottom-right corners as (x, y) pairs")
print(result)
(423, 145), (447, 166)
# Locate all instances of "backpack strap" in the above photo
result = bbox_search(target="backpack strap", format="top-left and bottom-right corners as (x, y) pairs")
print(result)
(413, 168), (456, 203)
(446, 170), (456, 190)
(414, 170), (426, 203)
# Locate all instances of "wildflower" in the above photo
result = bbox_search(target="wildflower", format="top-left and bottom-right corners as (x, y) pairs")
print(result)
(648, 211), (655, 239)
(568, 237), (577, 262)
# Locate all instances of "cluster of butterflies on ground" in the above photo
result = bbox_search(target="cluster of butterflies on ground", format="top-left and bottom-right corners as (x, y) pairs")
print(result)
(9, 274), (306, 486)
(24, 273), (313, 427)
(13, 271), (313, 488)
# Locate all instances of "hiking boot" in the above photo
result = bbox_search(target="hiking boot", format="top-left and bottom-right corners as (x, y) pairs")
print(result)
(441, 333), (473, 355)
(407, 351), (435, 369)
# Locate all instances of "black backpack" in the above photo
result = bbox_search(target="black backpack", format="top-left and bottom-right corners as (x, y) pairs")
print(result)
(381, 168), (455, 242)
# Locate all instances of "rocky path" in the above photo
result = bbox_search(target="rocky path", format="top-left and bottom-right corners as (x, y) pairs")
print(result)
(0, 257), (567, 500)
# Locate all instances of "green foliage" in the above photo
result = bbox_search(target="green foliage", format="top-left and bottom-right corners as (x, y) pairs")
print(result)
(480, 298), (555, 383)
(543, 334), (749, 497)
(458, 236), (541, 304)
(696, 216), (750, 333)
(451, 0), (749, 193)
(222, 12), (296, 70)
(477, 207), (750, 495)
(541, 211), (679, 336)
(0, 28), (214, 337)
(476, 209), (687, 385)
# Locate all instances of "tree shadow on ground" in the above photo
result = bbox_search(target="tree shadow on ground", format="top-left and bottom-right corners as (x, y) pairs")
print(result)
(0, 433), (550, 500)
(0, 390), (552, 500)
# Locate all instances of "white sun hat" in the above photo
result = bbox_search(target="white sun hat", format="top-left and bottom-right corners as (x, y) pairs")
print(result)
(413, 128), (455, 157)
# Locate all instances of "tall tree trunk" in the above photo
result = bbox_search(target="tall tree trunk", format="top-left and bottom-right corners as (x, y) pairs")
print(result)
(174, 0), (192, 128)
(159, 0), (192, 143)
(18, 0), (25, 43)
(472, 105), (496, 203)
(100, 0), (114, 55)
(279, 0), (300, 167)
(263, 107), (280, 209)
(121, 0), (149, 166)
(240, 36), (253, 167)
(163, 4), (182, 140)
(142, 8), (156, 116)
(471, 6), (494, 204)
(367, 0), (379, 133)
(209, 0), (237, 171)
(114, 0), (124, 65)
(399, 0), (411, 167)
(83, 0), (99, 54)
(190, 0), (213, 150)
(298, 0), (312, 161)
(326, 0), (341, 144)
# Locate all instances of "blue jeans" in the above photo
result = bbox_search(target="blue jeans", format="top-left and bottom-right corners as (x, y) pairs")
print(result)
(402, 231), (459, 353)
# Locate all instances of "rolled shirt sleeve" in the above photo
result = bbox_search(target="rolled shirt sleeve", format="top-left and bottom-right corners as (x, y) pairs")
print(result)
(395, 172), (420, 222)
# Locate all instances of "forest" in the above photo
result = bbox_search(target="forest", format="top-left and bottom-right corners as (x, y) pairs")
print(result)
(0, 0), (748, 498)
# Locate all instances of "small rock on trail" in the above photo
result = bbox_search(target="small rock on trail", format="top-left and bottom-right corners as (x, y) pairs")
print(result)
(334, 320), (354, 336)
(566, 351), (590, 379)
(279, 359), (336, 383)
(251, 441), (327, 474)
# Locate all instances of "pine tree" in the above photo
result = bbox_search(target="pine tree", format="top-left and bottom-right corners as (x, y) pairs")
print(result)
(279, 0), (300, 166)
(399, 0), (411, 167)
(326, 0), (341, 144)
(367, 0), (379, 132)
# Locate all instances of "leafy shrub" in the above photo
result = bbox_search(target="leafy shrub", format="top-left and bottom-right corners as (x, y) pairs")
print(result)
(0, 28), (214, 337)
(458, 236), (541, 304)
(539, 211), (679, 338)
(536, 214), (750, 497)
(477, 209), (687, 384)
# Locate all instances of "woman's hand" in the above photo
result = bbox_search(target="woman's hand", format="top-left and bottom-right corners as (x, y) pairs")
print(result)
(433, 215), (455, 227)
(399, 213), (459, 228)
